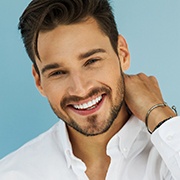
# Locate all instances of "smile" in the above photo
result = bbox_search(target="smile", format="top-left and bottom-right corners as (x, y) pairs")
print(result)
(72, 95), (102, 110)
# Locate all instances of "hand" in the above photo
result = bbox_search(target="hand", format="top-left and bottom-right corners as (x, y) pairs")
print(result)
(124, 73), (176, 131)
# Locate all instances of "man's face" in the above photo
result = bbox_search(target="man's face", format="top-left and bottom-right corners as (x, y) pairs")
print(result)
(33, 18), (129, 136)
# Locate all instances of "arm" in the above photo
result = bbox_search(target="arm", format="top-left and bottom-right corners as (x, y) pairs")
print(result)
(124, 73), (176, 132)
(124, 73), (180, 179)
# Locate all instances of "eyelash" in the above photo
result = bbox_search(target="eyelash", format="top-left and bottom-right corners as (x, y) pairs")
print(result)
(49, 70), (66, 77)
(48, 58), (101, 77)
(84, 58), (100, 66)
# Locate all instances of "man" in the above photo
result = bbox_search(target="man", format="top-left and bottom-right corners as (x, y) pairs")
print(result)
(0, 0), (179, 179)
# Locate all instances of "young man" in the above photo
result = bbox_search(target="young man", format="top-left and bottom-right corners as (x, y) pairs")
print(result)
(0, 0), (179, 179)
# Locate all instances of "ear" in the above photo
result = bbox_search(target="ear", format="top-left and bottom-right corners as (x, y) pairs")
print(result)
(32, 65), (46, 96)
(117, 35), (130, 71)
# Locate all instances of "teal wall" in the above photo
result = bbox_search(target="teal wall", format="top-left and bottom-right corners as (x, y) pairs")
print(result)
(0, 0), (179, 159)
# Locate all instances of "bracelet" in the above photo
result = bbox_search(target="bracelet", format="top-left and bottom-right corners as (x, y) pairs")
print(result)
(145, 102), (178, 134)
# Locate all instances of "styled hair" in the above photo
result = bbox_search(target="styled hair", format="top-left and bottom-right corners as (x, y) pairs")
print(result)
(18, 0), (119, 73)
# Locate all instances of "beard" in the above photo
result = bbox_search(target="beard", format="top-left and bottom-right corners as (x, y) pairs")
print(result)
(49, 74), (125, 137)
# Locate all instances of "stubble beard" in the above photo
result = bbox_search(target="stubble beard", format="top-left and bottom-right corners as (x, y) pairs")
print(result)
(49, 76), (125, 137)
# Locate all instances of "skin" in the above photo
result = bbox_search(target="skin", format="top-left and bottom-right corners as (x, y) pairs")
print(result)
(124, 74), (176, 131)
(32, 17), (176, 179)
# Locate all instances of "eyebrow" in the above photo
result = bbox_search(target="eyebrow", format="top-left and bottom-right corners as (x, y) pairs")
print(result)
(41, 48), (106, 75)
(78, 48), (107, 60)
(41, 63), (61, 75)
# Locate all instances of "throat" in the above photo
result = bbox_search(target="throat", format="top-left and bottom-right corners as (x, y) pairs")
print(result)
(67, 126), (111, 176)
(85, 155), (111, 180)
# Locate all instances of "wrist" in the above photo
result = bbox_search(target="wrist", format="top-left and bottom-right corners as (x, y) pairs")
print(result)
(145, 103), (177, 134)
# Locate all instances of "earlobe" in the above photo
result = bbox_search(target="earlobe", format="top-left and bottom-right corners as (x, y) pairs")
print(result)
(117, 35), (130, 71)
(32, 65), (46, 96)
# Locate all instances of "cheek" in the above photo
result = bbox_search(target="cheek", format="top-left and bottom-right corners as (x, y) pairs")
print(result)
(103, 63), (124, 100)
(41, 80), (65, 107)
(100, 60), (122, 86)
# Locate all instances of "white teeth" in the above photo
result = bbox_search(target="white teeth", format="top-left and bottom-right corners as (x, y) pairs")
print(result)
(73, 95), (102, 110)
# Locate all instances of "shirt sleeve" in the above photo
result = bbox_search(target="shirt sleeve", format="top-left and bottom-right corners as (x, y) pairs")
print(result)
(151, 116), (180, 179)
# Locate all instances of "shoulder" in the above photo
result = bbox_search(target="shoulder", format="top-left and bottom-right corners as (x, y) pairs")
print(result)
(0, 121), (69, 179)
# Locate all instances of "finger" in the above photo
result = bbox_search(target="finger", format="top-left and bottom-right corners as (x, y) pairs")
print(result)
(149, 75), (159, 84)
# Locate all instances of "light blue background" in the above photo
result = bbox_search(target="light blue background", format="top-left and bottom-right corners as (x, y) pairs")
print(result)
(0, 0), (179, 159)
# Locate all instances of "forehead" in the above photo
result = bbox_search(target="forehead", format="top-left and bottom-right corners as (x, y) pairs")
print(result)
(37, 18), (112, 63)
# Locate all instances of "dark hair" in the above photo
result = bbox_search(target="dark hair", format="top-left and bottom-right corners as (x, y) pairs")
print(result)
(18, 0), (119, 73)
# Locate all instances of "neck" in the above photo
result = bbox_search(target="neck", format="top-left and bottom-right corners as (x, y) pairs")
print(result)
(67, 104), (129, 179)
(67, 103), (129, 163)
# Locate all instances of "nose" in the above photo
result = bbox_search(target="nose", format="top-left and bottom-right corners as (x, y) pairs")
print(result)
(67, 72), (93, 97)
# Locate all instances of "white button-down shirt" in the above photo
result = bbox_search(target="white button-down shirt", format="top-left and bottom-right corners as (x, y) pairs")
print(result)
(0, 116), (180, 180)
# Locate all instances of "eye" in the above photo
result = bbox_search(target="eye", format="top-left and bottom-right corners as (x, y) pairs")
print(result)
(84, 58), (100, 66)
(49, 70), (67, 77)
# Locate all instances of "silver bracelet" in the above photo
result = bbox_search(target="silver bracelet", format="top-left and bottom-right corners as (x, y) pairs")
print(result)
(145, 102), (178, 134)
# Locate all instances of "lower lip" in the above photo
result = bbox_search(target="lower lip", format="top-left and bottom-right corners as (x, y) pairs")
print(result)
(68, 95), (106, 116)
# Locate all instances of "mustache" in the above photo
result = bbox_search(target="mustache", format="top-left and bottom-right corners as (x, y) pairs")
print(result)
(61, 87), (110, 108)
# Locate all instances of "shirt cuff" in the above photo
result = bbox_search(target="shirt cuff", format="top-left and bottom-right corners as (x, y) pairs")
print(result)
(151, 116), (180, 159)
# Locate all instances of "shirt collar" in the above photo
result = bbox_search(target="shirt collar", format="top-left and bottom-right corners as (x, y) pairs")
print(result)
(116, 115), (150, 158)
(58, 115), (150, 166)
(57, 121), (87, 175)
(55, 120), (73, 168)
